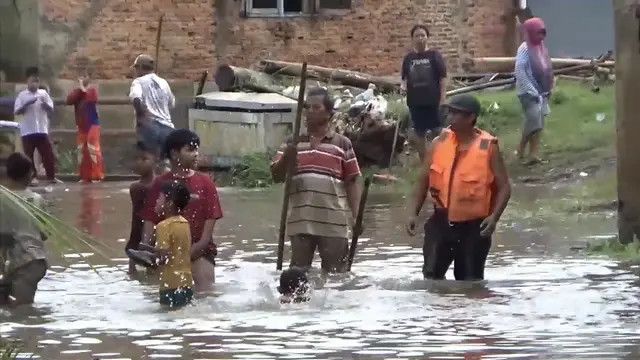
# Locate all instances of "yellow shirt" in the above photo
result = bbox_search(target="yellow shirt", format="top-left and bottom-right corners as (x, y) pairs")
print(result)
(156, 215), (194, 291)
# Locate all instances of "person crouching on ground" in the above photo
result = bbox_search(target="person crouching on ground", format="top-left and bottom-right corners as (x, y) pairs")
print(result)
(0, 153), (47, 305)
(271, 87), (363, 273)
(141, 129), (222, 293)
(154, 181), (194, 308)
(278, 268), (310, 304)
(407, 95), (511, 280)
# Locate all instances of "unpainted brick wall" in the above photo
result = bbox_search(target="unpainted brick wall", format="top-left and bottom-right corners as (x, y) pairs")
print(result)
(41, 0), (514, 79)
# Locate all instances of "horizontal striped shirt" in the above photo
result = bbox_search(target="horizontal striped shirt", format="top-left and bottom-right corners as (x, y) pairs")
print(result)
(274, 131), (361, 238)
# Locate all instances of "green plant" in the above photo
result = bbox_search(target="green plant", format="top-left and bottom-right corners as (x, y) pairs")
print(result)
(0, 186), (112, 276)
(230, 152), (274, 188)
(551, 89), (570, 105)
(56, 149), (78, 174)
(587, 238), (640, 263)
(0, 339), (24, 359)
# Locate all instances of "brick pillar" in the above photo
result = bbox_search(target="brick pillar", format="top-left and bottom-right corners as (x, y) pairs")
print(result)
(614, 0), (640, 243)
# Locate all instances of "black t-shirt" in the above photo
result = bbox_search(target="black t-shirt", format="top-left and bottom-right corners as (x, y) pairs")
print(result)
(401, 49), (447, 107)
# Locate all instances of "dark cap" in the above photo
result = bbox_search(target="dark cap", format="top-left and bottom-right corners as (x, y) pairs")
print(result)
(445, 94), (481, 116)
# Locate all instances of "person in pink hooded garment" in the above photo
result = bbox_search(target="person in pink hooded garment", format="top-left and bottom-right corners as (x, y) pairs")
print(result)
(514, 17), (554, 164)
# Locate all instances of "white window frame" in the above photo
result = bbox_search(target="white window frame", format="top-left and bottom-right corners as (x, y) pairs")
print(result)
(246, 0), (306, 17)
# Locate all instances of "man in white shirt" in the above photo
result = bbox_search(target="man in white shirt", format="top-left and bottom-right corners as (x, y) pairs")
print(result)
(129, 54), (176, 161)
(13, 67), (59, 184)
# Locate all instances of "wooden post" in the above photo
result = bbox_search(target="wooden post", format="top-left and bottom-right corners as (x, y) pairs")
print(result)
(154, 14), (165, 73)
(347, 176), (372, 272)
(276, 62), (308, 271)
(614, 0), (640, 243)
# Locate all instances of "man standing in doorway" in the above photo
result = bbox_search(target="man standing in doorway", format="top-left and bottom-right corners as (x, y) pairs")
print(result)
(407, 95), (511, 280)
(129, 54), (176, 165)
(401, 24), (448, 160)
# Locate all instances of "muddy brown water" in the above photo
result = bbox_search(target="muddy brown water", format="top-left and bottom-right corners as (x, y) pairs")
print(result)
(1, 182), (638, 360)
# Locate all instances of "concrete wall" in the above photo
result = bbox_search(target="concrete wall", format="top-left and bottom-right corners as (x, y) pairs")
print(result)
(0, 0), (40, 81)
(614, 0), (640, 243)
(529, 0), (615, 58)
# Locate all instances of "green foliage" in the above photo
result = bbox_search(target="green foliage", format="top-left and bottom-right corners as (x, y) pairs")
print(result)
(0, 186), (112, 271)
(551, 89), (569, 105)
(0, 339), (23, 359)
(385, 94), (409, 120)
(587, 239), (640, 263)
(474, 81), (615, 157)
(56, 149), (78, 174)
(230, 152), (274, 188)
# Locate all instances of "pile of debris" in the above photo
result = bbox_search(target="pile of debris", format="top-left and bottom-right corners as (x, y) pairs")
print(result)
(215, 61), (406, 168)
(213, 53), (615, 168)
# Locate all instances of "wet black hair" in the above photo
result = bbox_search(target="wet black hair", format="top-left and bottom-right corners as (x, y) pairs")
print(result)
(162, 129), (200, 160)
(160, 180), (191, 212)
(307, 87), (334, 114)
(25, 66), (39, 78)
(6, 152), (33, 181)
(278, 268), (309, 295)
(410, 24), (430, 38)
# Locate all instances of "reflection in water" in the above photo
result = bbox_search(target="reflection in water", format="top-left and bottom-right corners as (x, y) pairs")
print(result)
(0, 182), (636, 360)
(76, 185), (104, 237)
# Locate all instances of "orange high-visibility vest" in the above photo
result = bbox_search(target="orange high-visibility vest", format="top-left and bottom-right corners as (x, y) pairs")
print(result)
(429, 128), (496, 222)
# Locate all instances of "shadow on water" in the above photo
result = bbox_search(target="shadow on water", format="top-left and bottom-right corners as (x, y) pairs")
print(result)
(1, 182), (639, 359)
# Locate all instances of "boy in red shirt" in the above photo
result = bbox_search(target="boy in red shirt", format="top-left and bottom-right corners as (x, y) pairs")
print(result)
(140, 129), (222, 293)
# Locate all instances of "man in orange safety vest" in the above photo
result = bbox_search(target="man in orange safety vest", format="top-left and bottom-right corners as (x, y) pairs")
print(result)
(407, 94), (511, 280)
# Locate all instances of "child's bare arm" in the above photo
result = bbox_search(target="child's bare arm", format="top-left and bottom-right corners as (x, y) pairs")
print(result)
(191, 219), (216, 260)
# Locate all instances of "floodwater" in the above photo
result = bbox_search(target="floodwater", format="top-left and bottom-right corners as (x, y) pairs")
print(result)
(2, 181), (639, 360)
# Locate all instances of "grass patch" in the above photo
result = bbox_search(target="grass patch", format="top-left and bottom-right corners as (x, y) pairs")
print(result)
(56, 149), (78, 174)
(475, 82), (614, 154)
(587, 239), (640, 263)
(230, 152), (274, 188)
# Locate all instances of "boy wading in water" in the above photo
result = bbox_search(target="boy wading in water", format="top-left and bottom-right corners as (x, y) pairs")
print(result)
(0, 153), (47, 306)
(126, 142), (156, 274)
(141, 129), (222, 293)
(271, 87), (363, 273)
(154, 181), (194, 308)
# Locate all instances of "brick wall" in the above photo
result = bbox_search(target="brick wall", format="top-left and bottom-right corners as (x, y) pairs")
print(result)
(40, 0), (514, 80)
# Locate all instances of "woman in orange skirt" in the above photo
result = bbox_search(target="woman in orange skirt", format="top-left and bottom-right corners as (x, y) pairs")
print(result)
(66, 75), (105, 183)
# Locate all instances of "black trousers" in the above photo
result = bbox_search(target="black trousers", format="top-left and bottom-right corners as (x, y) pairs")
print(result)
(422, 211), (491, 280)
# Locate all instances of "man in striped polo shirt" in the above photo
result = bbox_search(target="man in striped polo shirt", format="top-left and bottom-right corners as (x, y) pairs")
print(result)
(271, 87), (363, 273)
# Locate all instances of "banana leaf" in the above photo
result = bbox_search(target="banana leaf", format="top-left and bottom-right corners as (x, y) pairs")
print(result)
(0, 185), (114, 277)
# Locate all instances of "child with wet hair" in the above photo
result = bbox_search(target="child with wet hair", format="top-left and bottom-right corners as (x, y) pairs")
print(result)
(154, 180), (194, 308)
(4, 152), (42, 204)
(278, 268), (311, 304)
(141, 129), (223, 293)
(126, 142), (155, 274)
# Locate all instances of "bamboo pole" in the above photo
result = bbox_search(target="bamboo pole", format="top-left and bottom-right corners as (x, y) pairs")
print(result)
(276, 62), (308, 271)
(154, 14), (165, 73)
(347, 176), (372, 272)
